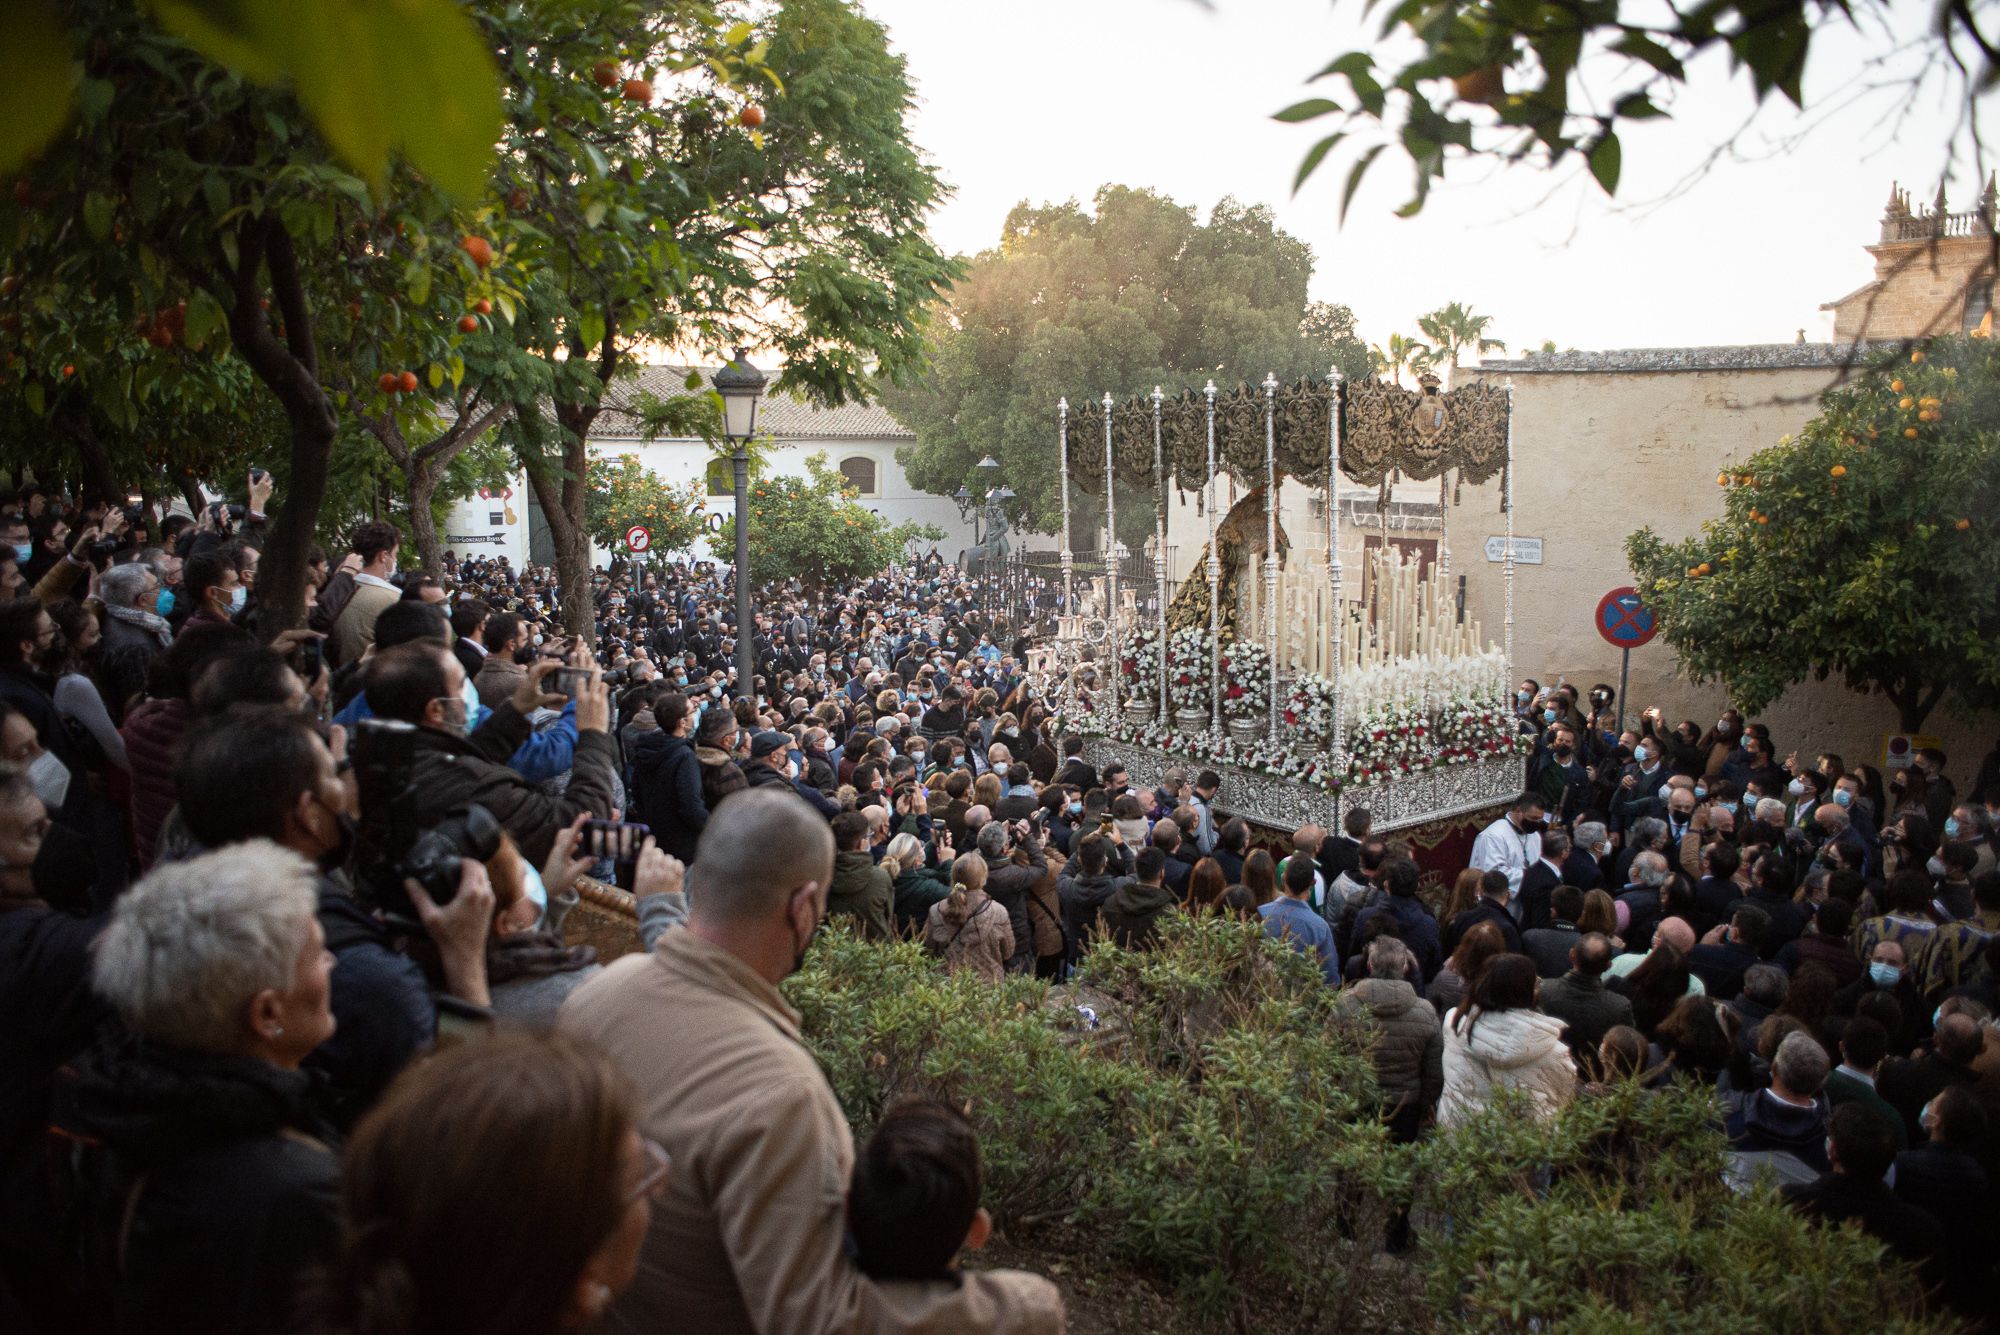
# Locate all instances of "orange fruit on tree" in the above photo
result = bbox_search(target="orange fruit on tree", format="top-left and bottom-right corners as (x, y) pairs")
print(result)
(623, 78), (654, 103)
(397, 370), (419, 393)
(593, 60), (620, 88)
(61, 364), (74, 377)
(1898, 396), (1914, 409)
(458, 314), (479, 333)
(1452, 65), (1507, 105)
(1956, 518), (1972, 530)
(460, 235), (493, 269)
(378, 372), (399, 394)
(1829, 465), (1847, 477)
(1904, 427), (1919, 438)
(739, 104), (765, 128)
(473, 298), (492, 315)
(1911, 349), (1924, 363)
(1890, 378), (1904, 392)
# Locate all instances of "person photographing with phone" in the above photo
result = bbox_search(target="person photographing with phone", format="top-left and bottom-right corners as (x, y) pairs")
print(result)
(361, 640), (616, 865)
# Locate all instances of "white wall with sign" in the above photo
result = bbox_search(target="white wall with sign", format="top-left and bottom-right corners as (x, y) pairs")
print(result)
(1484, 535), (1543, 565)
(439, 476), (529, 569)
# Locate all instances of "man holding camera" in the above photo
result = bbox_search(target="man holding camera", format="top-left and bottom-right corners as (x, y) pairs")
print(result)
(363, 640), (616, 864)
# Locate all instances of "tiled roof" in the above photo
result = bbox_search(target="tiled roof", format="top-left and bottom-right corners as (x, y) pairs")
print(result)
(593, 364), (912, 440)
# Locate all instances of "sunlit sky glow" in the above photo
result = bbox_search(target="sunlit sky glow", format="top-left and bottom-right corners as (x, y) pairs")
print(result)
(861, 0), (1987, 360)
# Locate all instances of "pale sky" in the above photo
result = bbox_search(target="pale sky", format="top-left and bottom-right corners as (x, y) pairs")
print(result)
(862, 0), (1988, 357)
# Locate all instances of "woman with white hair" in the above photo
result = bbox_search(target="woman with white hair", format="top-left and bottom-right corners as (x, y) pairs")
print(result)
(51, 840), (340, 1335)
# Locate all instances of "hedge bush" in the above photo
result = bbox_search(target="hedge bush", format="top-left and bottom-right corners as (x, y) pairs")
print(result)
(786, 915), (1955, 1333)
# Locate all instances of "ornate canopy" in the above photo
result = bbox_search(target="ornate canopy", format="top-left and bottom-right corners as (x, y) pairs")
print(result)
(1064, 375), (1509, 494)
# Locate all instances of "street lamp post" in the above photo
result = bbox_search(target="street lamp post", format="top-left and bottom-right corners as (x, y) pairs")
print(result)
(714, 347), (765, 706)
(953, 455), (1012, 608)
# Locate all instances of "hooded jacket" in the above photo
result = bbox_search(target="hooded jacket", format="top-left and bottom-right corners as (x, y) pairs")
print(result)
(1727, 1088), (1831, 1171)
(696, 744), (749, 816)
(1100, 878), (1178, 951)
(1337, 978), (1444, 1115)
(981, 837), (1047, 973)
(49, 1035), (339, 1335)
(827, 850), (895, 942)
(1057, 869), (1129, 962)
(891, 863), (952, 936)
(1438, 1006), (1576, 1127)
(632, 729), (708, 863)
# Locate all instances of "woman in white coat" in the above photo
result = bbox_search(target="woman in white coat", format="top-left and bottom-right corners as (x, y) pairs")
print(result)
(1439, 952), (1577, 1127)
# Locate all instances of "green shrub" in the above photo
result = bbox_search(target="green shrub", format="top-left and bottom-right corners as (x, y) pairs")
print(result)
(786, 917), (1958, 1333)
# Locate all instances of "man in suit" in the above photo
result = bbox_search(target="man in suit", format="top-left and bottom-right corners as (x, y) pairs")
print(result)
(1515, 829), (1570, 932)
(1565, 821), (1610, 892)
(1521, 884), (1587, 978)
(1054, 734), (1095, 792)
(449, 597), (489, 680)
(1824, 1016), (1907, 1153)
(1318, 807), (1370, 889)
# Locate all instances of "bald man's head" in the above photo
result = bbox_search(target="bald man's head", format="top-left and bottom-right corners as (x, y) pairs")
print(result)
(1654, 916), (1696, 954)
(1572, 932), (1616, 977)
(688, 787), (835, 924)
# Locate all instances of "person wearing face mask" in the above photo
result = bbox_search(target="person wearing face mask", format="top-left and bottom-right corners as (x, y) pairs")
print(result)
(744, 730), (839, 820)
(361, 643), (615, 866)
(1530, 727), (1590, 826)
(1832, 938), (1929, 1053)
(1611, 735), (1673, 831)
(0, 598), (111, 888)
(1695, 709), (1743, 781)
(1468, 792), (1546, 907)
(559, 788), (1064, 1334)
(179, 549), (248, 632)
(174, 706), (497, 1125)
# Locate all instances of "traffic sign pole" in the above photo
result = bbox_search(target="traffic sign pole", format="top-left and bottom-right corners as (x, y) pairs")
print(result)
(1594, 585), (1656, 738)
(1616, 647), (1629, 738)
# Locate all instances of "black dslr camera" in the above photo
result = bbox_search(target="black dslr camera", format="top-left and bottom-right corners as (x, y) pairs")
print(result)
(351, 718), (502, 920)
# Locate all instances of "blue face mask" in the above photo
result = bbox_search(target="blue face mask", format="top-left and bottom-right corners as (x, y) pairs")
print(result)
(227, 585), (247, 614)
(1634, 745), (1650, 764)
(155, 589), (175, 616)
(1944, 817), (1961, 838)
(1831, 788), (1852, 808)
(1868, 961), (1901, 988)
(1542, 709), (1557, 723)
(1694, 785), (1707, 799)
(10, 543), (29, 564)
(1068, 800), (1083, 816)
(457, 678), (489, 735)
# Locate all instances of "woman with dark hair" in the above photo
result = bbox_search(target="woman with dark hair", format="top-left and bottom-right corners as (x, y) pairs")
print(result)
(308, 1030), (663, 1335)
(45, 599), (126, 774)
(1614, 941), (1695, 1038)
(1775, 960), (1841, 1051)
(1437, 953), (1575, 1126)
(1850, 763), (1888, 825)
(1648, 994), (1732, 1085)
(1427, 920), (1508, 1018)
(1239, 849), (1278, 908)
(1576, 888), (1625, 952)
(1185, 857), (1229, 913)
(1854, 868), (1945, 965)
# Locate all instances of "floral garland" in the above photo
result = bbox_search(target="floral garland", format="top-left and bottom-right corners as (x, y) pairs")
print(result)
(1218, 638), (1270, 718)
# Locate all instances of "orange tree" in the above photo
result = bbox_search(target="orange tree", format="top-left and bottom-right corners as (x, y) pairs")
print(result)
(712, 452), (940, 592)
(586, 453), (708, 558)
(1626, 332), (2000, 732)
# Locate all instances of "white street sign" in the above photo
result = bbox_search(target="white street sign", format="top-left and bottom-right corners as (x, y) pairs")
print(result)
(1484, 536), (1542, 564)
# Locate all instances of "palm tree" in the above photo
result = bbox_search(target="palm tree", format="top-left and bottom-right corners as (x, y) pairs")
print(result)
(1367, 333), (1432, 386)
(1416, 302), (1505, 379)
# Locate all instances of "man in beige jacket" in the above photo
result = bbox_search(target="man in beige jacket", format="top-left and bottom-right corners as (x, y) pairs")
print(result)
(560, 786), (1064, 1335)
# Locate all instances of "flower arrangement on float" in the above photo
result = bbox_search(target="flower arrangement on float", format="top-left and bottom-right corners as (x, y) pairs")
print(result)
(1117, 627), (1160, 699)
(1282, 672), (1338, 739)
(1219, 638), (1270, 719)
(1164, 628), (1215, 713)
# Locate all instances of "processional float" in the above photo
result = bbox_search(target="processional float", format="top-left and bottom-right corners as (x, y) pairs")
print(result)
(1046, 370), (1529, 833)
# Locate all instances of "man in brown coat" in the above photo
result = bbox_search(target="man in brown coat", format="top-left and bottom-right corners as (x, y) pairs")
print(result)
(559, 787), (1064, 1335)
(1336, 936), (1443, 1142)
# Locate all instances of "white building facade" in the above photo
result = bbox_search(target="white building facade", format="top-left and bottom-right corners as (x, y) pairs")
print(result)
(438, 364), (979, 570)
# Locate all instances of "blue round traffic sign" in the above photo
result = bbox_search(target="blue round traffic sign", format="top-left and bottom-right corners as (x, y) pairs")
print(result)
(1595, 586), (1657, 648)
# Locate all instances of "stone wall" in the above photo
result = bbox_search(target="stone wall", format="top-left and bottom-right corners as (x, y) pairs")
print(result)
(1457, 352), (1999, 776)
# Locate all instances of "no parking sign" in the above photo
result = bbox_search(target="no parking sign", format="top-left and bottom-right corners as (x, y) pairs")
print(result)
(1594, 587), (1657, 649)
(625, 525), (652, 553)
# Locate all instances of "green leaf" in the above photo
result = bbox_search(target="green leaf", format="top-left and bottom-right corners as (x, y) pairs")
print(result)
(1293, 132), (1344, 193)
(75, 77), (115, 127)
(82, 192), (114, 242)
(185, 289), (227, 348)
(1588, 132), (1622, 195)
(0, 0), (76, 177)
(23, 381), (45, 416)
(1339, 144), (1384, 222)
(427, 361), (445, 390)
(1610, 33), (1685, 80)
(1311, 52), (1375, 84)
(1273, 98), (1341, 124)
(150, 0), (284, 80)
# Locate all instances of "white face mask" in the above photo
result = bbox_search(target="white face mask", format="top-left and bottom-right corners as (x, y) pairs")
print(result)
(992, 761), (1008, 778)
(26, 749), (70, 810)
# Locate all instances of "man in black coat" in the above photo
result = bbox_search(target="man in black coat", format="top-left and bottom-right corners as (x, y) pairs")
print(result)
(1891, 1087), (1994, 1320)
(742, 730), (840, 820)
(1515, 829), (1570, 933)
(1441, 870), (1524, 957)
(630, 693), (708, 862)
(1784, 1104), (1947, 1295)
(1688, 903), (1770, 1000)
(1053, 734), (1096, 793)
(1318, 807), (1370, 888)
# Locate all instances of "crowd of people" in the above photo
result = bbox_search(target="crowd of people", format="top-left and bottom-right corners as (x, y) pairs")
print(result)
(2, 474), (1998, 1331)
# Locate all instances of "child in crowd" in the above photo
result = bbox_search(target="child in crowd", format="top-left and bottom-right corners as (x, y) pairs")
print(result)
(848, 1099), (992, 1283)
